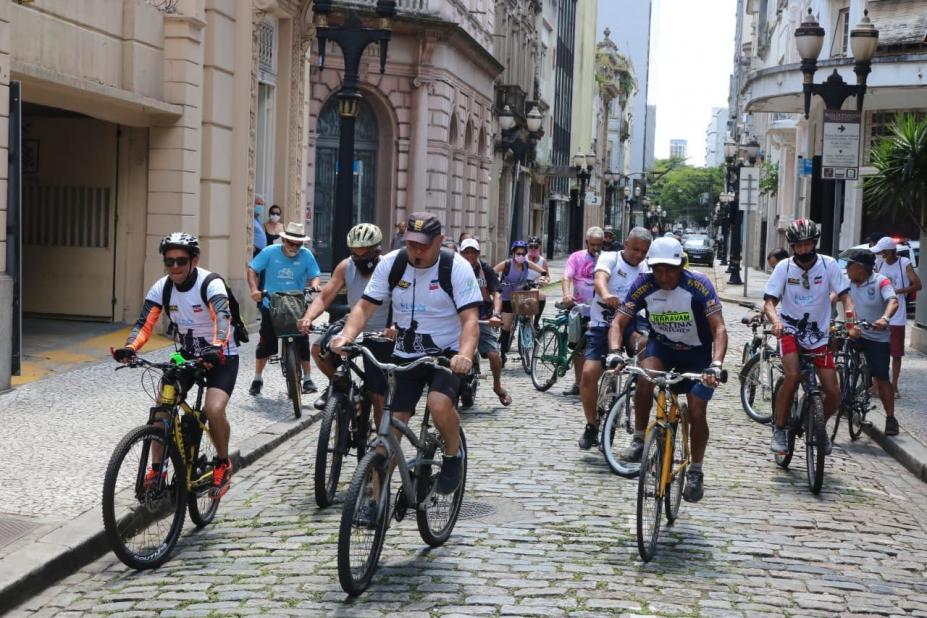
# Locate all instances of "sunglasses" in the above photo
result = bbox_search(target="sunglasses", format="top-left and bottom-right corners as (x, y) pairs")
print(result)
(163, 257), (190, 267)
(283, 240), (302, 248)
(801, 271), (810, 290)
(514, 251), (527, 257)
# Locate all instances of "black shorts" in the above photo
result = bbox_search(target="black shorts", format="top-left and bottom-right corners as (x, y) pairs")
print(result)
(390, 354), (462, 414)
(361, 338), (393, 396)
(501, 300), (513, 314)
(179, 354), (239, 397)
(858, 338), (890, 381)
(257, 306), (310, 361)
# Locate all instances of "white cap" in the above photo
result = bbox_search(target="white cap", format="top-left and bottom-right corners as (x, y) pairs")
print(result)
(647, 237), (685, 266)
(460, 238), (480, 253)
(872, 236), (897, 253)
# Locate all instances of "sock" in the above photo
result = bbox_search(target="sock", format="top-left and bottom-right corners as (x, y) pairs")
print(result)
(689, 462), (703, 473)
(253, 371), (262, 382)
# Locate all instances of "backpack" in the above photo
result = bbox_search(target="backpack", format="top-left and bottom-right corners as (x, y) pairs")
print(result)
(387, 248), (455, 306)
(162, 272), (249, 346)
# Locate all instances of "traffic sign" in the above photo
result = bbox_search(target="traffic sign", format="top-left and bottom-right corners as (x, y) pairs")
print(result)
(822, 109), (860, 180)
(799, 157), (813, 176)
(738, 166), (759, 212)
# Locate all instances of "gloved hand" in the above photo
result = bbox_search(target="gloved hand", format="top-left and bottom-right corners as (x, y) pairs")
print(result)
(112, 347), (136, 363)
(201, 345), (225, 366)
(606, 352), (627, 370)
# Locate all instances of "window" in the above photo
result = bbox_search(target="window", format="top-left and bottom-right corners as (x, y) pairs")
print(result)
(256, 17), (277, 204)
(837, 8), (849, 57)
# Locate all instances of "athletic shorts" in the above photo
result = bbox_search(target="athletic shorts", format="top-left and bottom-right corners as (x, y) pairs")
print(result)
(890, 325), (905, 358)
(179, 354), (239, 397)
(858, 338), (890, 381)
(477, 323), (500, 357)
(257, 306), (311, 361)
(390, 353), (462, 414)
(645, 339), (715, 401)
(779, 335), (836, 369)
(584, 319), (642, 362)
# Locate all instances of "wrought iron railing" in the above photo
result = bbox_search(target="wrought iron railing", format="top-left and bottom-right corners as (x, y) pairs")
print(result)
(338, 0), (430, 13)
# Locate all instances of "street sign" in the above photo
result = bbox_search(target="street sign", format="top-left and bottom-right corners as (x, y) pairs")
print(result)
(799, 157), (813, 176)
(822, 109), (860, 180)
(738, 166), (759, 213)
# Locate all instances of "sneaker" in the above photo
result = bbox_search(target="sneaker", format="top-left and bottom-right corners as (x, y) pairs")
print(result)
(770, 427), (788, 453)
(302, 377), (318, 394)
(561, 383), (580, 396)
(435, 451), (464, 495)
(355, 500), (380, 529)
(885, 415), (900, 436)
(143, 466), (166, 491)
(578, 423), (599, 450)
(209, 460), (233, 500)
(248, 378), (263, 396)
(619, 437), (644, 462)
(313, 390), (330, 410)
(682, 469), (704, 503)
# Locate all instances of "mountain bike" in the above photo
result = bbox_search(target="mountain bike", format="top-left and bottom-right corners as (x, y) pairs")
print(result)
(265, 288), (316, 419)
(829, 320), (873, 442)
(102, 353), (222, 569)
(739, 314), (781, 424)
(530, 302), (589, 391)
(336, 346), (466, 596)
(620, 363), (727, 562)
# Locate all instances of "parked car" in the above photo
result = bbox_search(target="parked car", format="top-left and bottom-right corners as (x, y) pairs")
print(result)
(683, 235), (715, 265)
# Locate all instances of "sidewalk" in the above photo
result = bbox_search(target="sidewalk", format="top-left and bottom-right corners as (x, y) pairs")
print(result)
(707, 259), (927, 484)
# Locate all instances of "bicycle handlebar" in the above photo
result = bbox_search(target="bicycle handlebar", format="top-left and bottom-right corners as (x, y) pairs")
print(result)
(340, 343), (453, 375)
(618, 364), (728, 386)
(115, 356), (203, 372)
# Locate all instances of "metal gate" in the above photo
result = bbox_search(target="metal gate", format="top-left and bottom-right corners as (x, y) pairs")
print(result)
(7, 81), (22, 376)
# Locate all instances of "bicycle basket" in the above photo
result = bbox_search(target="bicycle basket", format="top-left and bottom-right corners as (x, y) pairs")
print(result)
(270, 291), (307, 335)
(511, 290), (540, 316)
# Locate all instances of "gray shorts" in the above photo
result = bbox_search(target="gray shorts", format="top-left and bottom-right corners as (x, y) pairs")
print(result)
(478, 323), (500, 357)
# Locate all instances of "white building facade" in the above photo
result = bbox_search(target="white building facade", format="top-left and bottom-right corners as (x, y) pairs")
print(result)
(705, 107), (729, 167)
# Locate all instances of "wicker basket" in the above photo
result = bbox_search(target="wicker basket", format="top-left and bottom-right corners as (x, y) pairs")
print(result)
(511, 290), (540, 316)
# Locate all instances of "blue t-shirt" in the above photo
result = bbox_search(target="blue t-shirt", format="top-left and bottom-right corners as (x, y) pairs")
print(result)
(619, 270), (721, 350)
(250, 245), (321, 307)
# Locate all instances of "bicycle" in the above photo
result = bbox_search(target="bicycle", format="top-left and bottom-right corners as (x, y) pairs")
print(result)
(530, 302), (589, 391)
(772, 349), (831, 494)
(738, 314), (782, 424)
(511, 282), (540, 374)
(600, 347), (645, 478)
(829, 320), (873, 443)
(619, 363), (727, 562)
(336, 346), (467, 596)
(264, 288), (315, 419)
(459, 320), (497, 409)
(102, 353), (222, 569)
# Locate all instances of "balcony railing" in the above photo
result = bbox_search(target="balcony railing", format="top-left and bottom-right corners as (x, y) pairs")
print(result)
(338, 0), (430, 13)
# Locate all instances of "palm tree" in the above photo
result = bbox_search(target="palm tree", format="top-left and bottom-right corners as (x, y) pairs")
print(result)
(863, 113), (927, 231)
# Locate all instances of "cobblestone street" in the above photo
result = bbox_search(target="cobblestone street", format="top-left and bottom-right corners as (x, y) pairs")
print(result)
(13, 300), (927, 617)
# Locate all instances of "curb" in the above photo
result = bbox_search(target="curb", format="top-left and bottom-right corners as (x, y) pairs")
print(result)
(862, 409), (927, 483)
(0, 410), (322, 613)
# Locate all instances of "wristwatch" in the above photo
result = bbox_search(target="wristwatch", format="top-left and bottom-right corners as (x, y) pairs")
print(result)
(492, 312), (502, 319)
(709, 360), (723, 368)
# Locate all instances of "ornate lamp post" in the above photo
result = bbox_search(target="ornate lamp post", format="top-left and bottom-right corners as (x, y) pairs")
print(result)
(724, 135), (759, 285)
(313, 0), (397, 267)
(604, 172), (620, 230)
(572, 151), (595, 250)
(497, 104), (545, 246)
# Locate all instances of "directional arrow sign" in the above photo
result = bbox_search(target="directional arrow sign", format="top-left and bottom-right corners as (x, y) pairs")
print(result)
(822, 109), (860, 180)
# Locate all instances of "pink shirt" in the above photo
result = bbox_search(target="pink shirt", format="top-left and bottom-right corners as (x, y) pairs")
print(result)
(565, 250), (598, 305)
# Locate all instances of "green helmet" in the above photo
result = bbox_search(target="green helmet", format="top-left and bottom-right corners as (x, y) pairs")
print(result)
(346, 223), (383, 248)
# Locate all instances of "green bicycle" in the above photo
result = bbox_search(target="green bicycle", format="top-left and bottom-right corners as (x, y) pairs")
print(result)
(530, 301), (588, 391)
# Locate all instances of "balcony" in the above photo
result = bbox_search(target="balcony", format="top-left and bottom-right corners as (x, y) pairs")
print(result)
(339, 0), (430, 12)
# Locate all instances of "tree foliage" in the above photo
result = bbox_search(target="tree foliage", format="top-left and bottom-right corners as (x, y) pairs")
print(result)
(863, 113), (927, 232)
(648, 159), (725, 227)
(759, 161), (779, 196)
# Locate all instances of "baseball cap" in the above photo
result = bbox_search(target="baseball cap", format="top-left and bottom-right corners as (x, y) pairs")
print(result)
(843, 248), (875, 268)
(405, 212), (442, 244)
(871, 236), (897, 253)
(647, 237), (685, 266)
(460, 238), (480, 253)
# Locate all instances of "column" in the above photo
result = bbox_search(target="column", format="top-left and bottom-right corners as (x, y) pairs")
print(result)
(408, 76), (431, 212)
(0, 0), (11, 390)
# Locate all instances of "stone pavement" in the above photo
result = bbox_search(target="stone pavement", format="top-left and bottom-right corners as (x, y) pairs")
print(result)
(12, 300), (927, 616)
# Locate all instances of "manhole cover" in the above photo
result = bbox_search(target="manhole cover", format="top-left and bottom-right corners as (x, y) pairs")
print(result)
(0, 516), (40, 550)
(458, 500), (497, 520)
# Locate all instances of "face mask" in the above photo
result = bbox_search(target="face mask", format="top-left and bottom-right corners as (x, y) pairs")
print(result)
(528, 249), (540, 259)
(514, 255), (527, 264)
(269, 214), (280, 222)
(795, 249), (816, 264)
(254, 206), (263, 216)
(352, 252), (380, 274)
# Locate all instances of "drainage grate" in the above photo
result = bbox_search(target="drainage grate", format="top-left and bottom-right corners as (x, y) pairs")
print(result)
(457, 500), (497, 520)
(0, 516), (41, 550)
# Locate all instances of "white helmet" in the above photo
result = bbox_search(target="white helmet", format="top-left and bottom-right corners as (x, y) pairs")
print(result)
(346, 223), (383, 248)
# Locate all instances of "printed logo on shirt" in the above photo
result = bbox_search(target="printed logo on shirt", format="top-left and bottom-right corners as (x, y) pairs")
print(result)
(397, 279), (411, 289)
(688, 279), (710, 297)
(617, 269), (628, 278)
(277, 266), (295, 282)
(867, 287), (876, 298)
(787, 277), (801, 285)
(650, 310), (695, 334)
(429, 279), (440, 291)
(169, 305), (179, 312)
(192, 304), (204, 313)
(814, 275), (823, 285)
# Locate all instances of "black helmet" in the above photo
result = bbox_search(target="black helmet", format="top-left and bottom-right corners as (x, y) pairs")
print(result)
(785, 218), (820, 244)
(159, 232), (200, 257)
(527, 235), (542, 246)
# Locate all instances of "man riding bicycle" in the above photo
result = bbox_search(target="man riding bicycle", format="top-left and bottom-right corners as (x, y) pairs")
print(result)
(113, 233), (238, 499)
(331, 212), (482, 495)
(577, 226), (651, 450)
(297, 223), (393, 413)
(560, 227), (605, 395)
(247, 222), (322, 397)
(764, 219), (857, 455)
(606, 237), (727, 502)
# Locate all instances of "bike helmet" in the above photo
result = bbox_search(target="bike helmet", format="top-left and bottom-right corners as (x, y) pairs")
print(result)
(346, 223), (383, 248)
(511, 240), (528, 253)
(159, 232), (200, 257)
(785, 218), (820, 244)
(527, 235), (542, 246)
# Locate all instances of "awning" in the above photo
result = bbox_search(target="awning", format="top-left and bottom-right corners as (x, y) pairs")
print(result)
(869, 0), (927, 47)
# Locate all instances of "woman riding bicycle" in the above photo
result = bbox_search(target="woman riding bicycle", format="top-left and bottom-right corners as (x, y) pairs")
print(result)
(525, 236), (550, 329)
(494, 239), (549, 364)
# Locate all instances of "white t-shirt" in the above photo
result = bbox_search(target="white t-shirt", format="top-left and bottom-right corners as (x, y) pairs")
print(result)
(363, 250), (483, 359)
(764, 255), (848, 348)
(589, 251), (648, 327)
(848, 272), (895, 342)
(877, 256), (911, 326)
(526, 256), (547, 282)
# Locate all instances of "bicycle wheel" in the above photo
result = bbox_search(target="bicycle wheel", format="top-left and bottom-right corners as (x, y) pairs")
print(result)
(773, 378), (796, 469)
(664, 410), (687, 523)
(102, 425), (187, 570)
(531, 326), (561, 392)
(741, 342), (752, 367)
(829, 359), (850, 442)
(187, 422), (220, 528)
(518, 318), (536, 374)
(601, 381), (640, 478)
(284, 341), (303, 419)
(739, 352), (776, 424)
(636, 426), (664, 562)
(805, 394), (826, 494)
(459, 372), (476, 409)
(315, 392), (350, 508)
(416, 428), (467, 547)
(337, 450), (391, 596)
(596, 372), (618, 421)
(849, 355), (869, 441)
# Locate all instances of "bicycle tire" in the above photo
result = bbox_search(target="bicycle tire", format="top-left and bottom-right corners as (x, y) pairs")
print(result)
(518, 319), (535, 374)
(739, 352), (777, 424)
(596, 372), (618, 422)
(773, 377), (796, 469)
(416, 428), (468, 547)
(531, 326), (561, 392)
(601, 384), (640, 478)
(830, 359), (851, 443)
(285, 341), (303, 419)
(805, 394), (826, 494)
(337, 450), (391, 596)
(741, 342), (752, 367)
(459, 375), (476, 409)
(102, 425), (187, 570)
(187, 423), (220, 528)
(849, 355), (869, 441)
(664, 410), (687, 523)
(315, 392), (350, 508)
(636, 426), (664, 562)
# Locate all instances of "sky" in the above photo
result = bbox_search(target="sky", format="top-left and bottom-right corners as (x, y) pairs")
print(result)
(648, 0), (736, 166)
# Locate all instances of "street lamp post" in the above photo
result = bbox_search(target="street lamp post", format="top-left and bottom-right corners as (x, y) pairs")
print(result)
(604, 172), (619, 230)
(572, 152), (595, 250)
(314, 0), (397, 267)
(497, 105), (545, 246)
(724, 136), (759, 285)
(794, 8), (878, 256)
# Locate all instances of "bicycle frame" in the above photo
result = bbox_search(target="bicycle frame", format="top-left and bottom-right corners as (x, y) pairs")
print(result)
(649, 388), (688, 498)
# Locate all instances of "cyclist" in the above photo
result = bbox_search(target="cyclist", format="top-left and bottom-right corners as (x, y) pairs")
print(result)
(844, 248), (901, 435)
(606, 236), (727, 502)
(112, 233), (238, 499)
(460, 238), (511, 406)
(560, 227), (605, 395)
(602, 225), (621, 252)
(494, 240), (548, 366)
(297, 224), (392, 413)
(247, 222), (322, 397)
(331, 212), (482, 495)
(764, 219), (856, 454)
(525, 235), (550, 330)
(577, 227), (651, 450)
